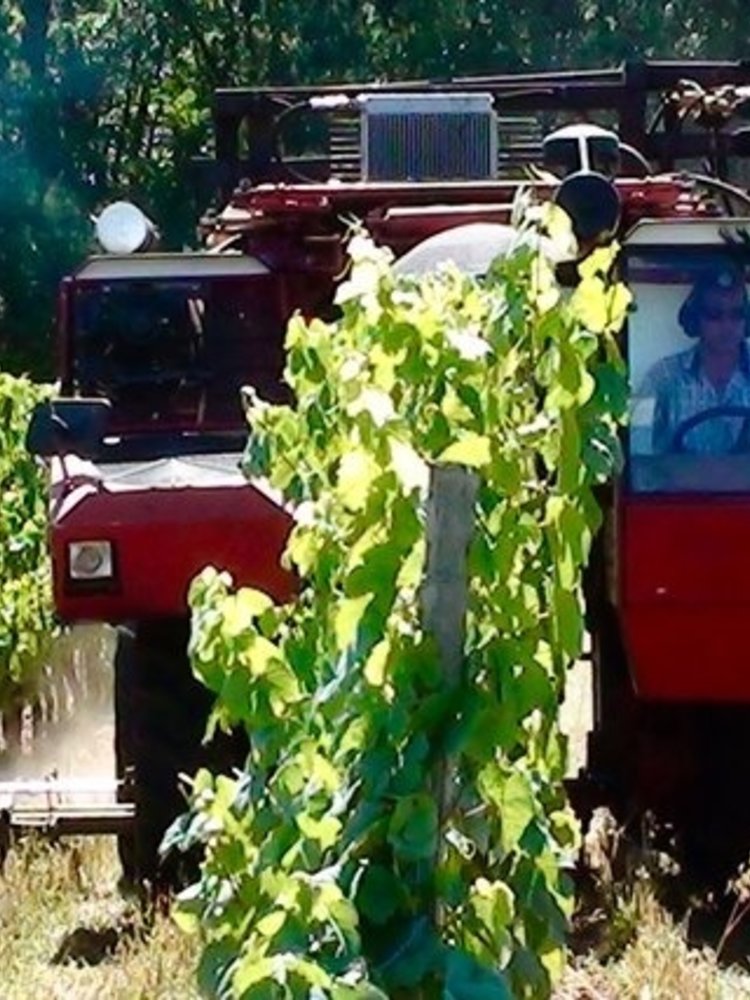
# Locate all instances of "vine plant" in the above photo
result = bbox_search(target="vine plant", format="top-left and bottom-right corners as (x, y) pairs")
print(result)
(174, 210), (630, 999)
(0, 373), (54, 712)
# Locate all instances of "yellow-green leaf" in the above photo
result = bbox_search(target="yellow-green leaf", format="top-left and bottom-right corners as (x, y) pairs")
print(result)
(438, 433), (491, 468)
(285, 523), (318, 575)
(171, 906), (200, 935)
(233, 956), (275, 992)
(338, 447), (377, 511)
(256, 909), (286, 938)
(297, 813), (342, 849)
(364, 638), (389, 686)
(302, 746), (342, 792)
(239, 635), (282, 676)
(441, 388), (475, 424)
(577, 244), (618, 281)
(333, 593), (373, 651)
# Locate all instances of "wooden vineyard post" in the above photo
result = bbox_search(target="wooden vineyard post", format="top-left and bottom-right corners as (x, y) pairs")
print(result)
(420, 464), (478, 906)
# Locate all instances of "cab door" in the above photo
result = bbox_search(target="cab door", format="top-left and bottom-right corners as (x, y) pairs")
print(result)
(622, 219), (750, 701)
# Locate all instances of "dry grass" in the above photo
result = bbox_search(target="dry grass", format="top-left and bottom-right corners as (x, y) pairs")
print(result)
(3, 834), (750, 999)
(0, 836), (200, 1000)
(558, 880), (750, 1000)
(0, 625), (200, 998)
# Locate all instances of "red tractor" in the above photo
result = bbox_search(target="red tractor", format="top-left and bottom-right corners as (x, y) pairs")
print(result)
(28, 60), (750, 885)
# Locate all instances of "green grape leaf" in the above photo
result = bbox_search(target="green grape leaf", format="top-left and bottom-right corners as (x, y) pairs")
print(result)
(334, 593), (374, 651)
(387, 793), (438, 862)
(437, 433), (491, 468)
(364, 638), (390, 686)
(179, 228), (630, 998)
(443, 948), (513, 1000)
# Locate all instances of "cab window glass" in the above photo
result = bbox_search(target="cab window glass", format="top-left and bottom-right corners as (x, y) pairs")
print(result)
(73, 276), (289, 430)
(628, 251), (750, 493)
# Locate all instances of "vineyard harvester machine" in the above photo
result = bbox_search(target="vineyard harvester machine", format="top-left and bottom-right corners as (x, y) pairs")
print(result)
(15, 58), (750, 886)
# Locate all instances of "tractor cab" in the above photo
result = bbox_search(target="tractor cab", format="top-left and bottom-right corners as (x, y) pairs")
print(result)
(621, 218), (750, 701)
(59, 252), (290, 459)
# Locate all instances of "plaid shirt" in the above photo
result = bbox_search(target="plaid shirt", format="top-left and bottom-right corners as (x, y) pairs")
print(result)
(640, 344), (750, 453)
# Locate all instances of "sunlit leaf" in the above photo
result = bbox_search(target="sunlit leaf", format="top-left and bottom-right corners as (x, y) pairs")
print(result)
(389, 437), (429, 493)
(333, 593), (373, 651)
(338, 448), (378, 511)
(347, 387), (395, 427)
(364, 637), (390, 686)
(437, 433), (491, 468)
(297, 813), (343, 849)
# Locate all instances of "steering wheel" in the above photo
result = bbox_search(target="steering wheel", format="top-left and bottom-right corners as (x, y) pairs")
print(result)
(671, 405), (750, 453)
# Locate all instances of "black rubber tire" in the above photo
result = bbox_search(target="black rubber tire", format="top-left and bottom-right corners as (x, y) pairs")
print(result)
(585, 610), (747, 882)
(114, 618), (246, 892)
(582, 517), (640, 818)
(586, 601), (639, 807)
(583, 539), (750, 882)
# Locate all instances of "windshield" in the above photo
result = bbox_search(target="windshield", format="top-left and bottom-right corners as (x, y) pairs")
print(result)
(628, 249), (750, 493)
(72, 275), (289, 432)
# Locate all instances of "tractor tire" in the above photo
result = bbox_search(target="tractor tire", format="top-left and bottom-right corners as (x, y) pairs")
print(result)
(583, 545), (750, 881)
(586, 601), (639, 810)
(586, 608), (715, 876)
(114, 618), (245, 892)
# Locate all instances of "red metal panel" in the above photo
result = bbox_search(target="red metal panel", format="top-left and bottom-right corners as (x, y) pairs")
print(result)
(623, 606), (750, 702)
(51, 483), (294, 621)
(622, 498), (750, 701)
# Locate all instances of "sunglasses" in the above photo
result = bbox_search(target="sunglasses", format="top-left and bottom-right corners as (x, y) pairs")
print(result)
(701, 306), (746, 322)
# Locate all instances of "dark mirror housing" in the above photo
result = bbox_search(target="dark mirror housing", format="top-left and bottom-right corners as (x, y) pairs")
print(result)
(26, 397), (112, 460)
(555, 171), (621, 244)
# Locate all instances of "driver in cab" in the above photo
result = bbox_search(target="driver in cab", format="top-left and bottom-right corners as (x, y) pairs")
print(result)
(642, 267), (750, 453)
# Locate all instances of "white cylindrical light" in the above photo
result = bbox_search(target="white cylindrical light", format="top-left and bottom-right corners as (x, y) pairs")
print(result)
(95, 201), (154, 254)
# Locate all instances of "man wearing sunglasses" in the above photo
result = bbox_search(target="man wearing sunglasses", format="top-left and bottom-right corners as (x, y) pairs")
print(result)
(641, 266), (750, 454)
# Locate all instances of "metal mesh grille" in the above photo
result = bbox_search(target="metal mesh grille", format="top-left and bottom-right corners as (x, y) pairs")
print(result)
(364, 112), (496, 181)
(329, 112), (542, 181)
(359, 96), (497, 181)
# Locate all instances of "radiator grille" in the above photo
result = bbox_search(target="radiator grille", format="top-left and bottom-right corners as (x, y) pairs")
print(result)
(360, 94), (497, 181)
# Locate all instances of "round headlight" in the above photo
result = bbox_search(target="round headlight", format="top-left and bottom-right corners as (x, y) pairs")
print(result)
(68, 540), (114, 580)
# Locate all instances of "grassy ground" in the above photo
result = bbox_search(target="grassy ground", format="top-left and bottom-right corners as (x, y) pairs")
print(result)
(1, 633), (748, 997)
(558, 887), (750, 999)
(2, 836), (750, 999)
(0, 836), (200, 1000)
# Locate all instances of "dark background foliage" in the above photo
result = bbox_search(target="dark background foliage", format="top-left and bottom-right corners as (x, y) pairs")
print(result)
(1, 0), (746, 376)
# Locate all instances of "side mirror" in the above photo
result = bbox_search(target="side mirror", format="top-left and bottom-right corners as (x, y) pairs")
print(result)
(26, 397), (112, 459)
(555, 171), (620, 244)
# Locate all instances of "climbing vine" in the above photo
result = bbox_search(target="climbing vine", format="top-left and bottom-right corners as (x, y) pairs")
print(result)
(174, 210), (630, 998)
(0, 373), (55, 711)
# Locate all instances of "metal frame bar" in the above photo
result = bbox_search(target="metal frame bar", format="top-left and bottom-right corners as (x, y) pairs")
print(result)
(206, 60), (750, 195)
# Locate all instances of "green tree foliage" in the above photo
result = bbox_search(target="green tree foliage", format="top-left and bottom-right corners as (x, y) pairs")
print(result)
(172, 213), (630, 998)
(0, 374), (54, 710)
